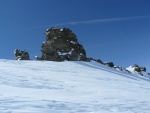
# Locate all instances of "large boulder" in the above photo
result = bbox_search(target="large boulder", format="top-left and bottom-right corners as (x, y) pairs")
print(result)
(37, 27), (87, 61)
(14, 49), (30, 60)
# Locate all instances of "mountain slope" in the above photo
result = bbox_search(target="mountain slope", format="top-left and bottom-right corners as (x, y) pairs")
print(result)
(0, 59), (150, 113)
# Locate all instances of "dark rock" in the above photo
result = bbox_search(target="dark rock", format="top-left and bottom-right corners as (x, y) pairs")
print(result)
(134, 67), (141, 72)
(132, 64), (139, 67)
(94, 58), (103, 64)
(132, 64), (146, 72)
(14, 49), (30, 60)
(87, 57), (94, 61)
(86, 57), (92, 62)
(89, 58), (103, 64)
(132, 64), (143, 76)
(37, 27), (87, 61)
(125, 69), (131, 74)
(114, 66), (123, 71)
(140, 67), (146, 72)
(104, 62), (114, 67)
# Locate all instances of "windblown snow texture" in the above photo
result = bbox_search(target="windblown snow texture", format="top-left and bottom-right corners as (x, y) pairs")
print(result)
(0, 59), (150, 113)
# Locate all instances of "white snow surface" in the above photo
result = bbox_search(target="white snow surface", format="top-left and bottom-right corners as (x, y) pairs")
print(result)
(0, 59), (150, 113)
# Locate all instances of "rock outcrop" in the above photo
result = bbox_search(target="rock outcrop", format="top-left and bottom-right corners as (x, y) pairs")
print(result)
(103, 62), (114, 67)
(114, 66), (123, 71)
(37, 27), (87, 61)
(88, 57), (103, 64)
(125, 64), (148, 76)
(14, 49), (30, 60)
(131, 64), (147, 76)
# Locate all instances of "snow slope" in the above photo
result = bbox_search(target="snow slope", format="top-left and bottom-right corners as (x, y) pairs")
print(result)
(0, 59), (150, 113)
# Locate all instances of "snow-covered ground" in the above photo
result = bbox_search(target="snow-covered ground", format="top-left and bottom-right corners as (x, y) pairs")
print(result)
(0, 59), (150, 113)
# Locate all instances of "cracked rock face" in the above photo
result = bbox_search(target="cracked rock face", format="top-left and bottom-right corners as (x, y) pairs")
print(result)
(38, 27), (87, 61)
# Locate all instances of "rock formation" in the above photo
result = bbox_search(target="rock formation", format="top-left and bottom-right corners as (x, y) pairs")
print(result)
(114, 66), (123, 71)
(14, 49), (30, 60)
(37, 27), (87, 61)
(131, 64), (147, 76)
(103, 62), (114, 67)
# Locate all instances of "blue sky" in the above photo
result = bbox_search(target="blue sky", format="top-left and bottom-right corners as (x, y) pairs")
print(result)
(0, 0), (150, 71)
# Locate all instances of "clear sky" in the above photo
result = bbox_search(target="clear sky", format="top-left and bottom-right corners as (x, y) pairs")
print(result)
(0, 0), (150, 71)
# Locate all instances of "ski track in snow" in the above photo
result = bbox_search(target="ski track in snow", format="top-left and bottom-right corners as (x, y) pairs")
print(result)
(0, 59), (150, 113)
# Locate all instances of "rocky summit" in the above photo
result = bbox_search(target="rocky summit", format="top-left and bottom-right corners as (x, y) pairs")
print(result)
(37, 27), (87, 61)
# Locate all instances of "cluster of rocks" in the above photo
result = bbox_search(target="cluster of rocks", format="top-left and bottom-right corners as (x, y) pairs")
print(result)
(131, 64), (146, 76)
(89, 58), (149, 75)
(89, 58), (150, 76)
(89, 57), (115, 67)
(89, 57), (125, 71)
(13, 27), (150, 77)
(36, 27), (87, 61)
(14, 49), (30, 60)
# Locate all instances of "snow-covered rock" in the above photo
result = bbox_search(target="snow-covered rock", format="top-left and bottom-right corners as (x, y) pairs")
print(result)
(126, 64), (150, 78)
